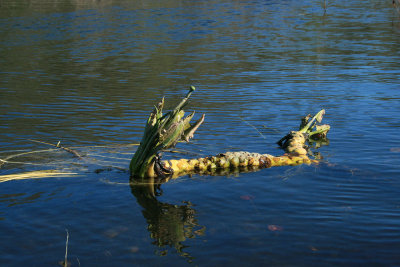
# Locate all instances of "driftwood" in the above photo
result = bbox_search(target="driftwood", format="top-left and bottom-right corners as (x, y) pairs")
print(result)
(130, 87), (330, 181)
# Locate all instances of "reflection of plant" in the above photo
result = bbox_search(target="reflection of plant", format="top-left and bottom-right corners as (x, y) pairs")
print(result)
(130, 182), (205, 262)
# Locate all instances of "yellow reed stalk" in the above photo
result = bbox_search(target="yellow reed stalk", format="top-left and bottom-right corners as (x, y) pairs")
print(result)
(0, 170), (80, 183)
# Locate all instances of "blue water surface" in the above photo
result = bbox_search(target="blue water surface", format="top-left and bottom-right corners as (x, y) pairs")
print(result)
(1, 0), (400, 266)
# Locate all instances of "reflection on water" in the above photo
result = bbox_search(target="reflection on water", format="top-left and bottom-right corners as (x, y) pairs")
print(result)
(0, 192), (43, 207)
(130, 181), (205, 262)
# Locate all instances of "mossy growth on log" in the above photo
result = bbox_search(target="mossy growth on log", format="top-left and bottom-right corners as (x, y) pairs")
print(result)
(130, 87), (330, 181)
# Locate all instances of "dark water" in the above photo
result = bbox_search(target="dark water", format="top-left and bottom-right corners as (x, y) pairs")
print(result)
(1, 0), (400, 266)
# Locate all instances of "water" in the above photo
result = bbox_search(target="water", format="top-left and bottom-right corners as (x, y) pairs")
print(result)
(1, 0), (400, 266)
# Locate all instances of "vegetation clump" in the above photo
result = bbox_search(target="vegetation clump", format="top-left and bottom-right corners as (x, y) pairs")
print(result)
(130, 87), (330, 181)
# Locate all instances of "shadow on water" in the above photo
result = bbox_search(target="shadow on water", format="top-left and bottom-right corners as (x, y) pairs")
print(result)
(130, 180), (205, 262)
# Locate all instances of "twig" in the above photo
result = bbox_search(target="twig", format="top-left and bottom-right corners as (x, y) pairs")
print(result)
(0, 158), (6, 168)
(261, 125), (280, 134)
(28, 139), (82, 159)
(240, 116), (267, 140)
(65, 229), (69, 267)
(0, 159), (61, 166)
(0, 148), (69, 169)
(69, 143), (140, 149)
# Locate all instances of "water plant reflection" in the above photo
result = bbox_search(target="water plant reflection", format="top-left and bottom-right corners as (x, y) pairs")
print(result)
(130, 181), (205, 261)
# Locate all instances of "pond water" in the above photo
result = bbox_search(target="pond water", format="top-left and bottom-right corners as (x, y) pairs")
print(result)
(1, 0), (400, 266)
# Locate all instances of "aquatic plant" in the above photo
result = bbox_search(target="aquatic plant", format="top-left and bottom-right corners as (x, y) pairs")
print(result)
(129, 86), (205, 178)
(130, 87), (330, 181)
(0, 87), (329, 183)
